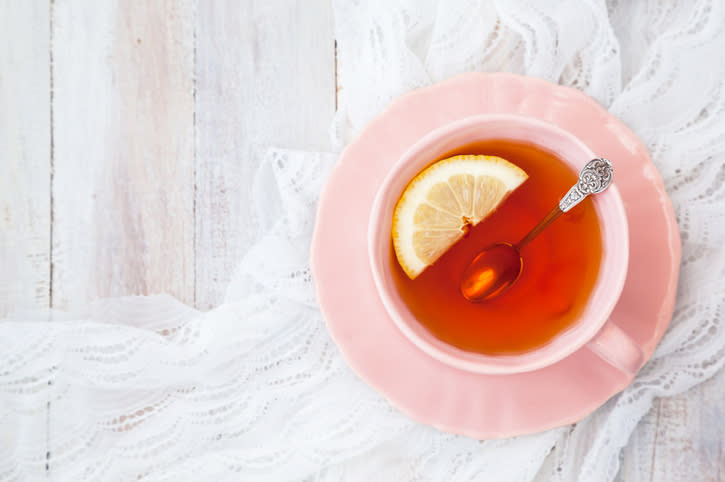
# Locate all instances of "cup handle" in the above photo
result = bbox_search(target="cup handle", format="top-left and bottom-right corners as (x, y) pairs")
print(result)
(586, 321), (643, 375)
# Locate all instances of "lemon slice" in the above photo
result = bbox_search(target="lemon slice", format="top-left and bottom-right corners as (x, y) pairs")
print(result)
(392, 155), (528, 279)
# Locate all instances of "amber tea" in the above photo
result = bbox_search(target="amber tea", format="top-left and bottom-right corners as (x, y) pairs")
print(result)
(391, 139), (603, 355)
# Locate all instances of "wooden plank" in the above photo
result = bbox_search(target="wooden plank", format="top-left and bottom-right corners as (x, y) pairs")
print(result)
(0, 1), (50, 317)
(621, 369), (725, 481)
(194, 0), (335, 309)
(51, 0), (195, 310)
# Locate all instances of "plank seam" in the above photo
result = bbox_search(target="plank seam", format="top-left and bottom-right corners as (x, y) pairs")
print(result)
(334, 39), (338, 111)
(648, 402), (662, 482)
(48, 3), (55, 474)
(49, 0), (55, 311)
(192, 1), (198, 309)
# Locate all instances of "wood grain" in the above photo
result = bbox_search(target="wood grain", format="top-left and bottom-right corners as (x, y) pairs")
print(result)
(0, 1), (50, 317)
(51, 0), (195, 310)
(621, 369), (725, 481)
(194, 0), (335, 309)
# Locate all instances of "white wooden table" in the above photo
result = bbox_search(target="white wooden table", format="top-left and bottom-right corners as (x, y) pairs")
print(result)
(0, 2), (722, 480)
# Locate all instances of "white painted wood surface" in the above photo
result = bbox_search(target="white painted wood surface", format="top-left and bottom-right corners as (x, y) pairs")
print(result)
(0, 2), (722, 480)
(194, 0), (335, 309)
(51, 0), (196, 310)
(0, 1), (50, 318)
(619, 369), (725, 482)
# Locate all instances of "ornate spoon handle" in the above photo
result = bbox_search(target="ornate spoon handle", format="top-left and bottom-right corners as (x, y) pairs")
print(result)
(517, 158), (614, 249)
(559, 158), (614, 212)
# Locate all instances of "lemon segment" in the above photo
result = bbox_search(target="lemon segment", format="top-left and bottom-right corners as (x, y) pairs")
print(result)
(392, 155), (528, 279)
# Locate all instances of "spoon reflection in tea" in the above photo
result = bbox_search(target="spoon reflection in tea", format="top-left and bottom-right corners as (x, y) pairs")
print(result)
(460, 158), (614, 302)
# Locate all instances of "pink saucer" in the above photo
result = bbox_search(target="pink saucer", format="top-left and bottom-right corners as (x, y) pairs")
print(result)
(311, 73), (681, 438)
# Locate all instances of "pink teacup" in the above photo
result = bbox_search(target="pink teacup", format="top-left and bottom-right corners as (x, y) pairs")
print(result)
(368, 114), (642, 375)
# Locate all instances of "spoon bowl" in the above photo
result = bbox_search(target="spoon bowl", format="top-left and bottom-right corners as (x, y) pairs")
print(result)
(460, 242), (522, 301)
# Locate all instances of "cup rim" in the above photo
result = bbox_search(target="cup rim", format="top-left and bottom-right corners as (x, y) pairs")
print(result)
(367, 113), (630, 375)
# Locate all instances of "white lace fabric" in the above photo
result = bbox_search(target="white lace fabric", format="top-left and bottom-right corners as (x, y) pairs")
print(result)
(2, 1), (725, 480)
